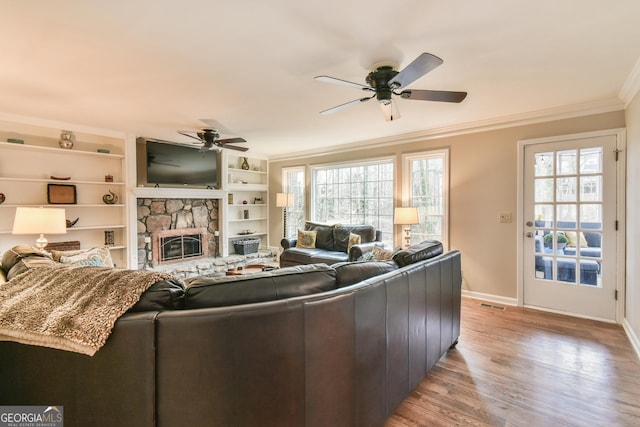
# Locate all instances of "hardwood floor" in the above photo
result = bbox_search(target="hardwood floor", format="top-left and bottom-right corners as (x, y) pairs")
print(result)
(386, 297), (640, 427)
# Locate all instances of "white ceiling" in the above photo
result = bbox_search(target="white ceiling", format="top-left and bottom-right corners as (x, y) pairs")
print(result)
(1, 1), (639, 158)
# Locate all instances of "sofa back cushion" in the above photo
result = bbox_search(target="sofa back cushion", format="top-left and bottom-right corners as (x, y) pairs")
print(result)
(129, 279), (186, 312)
(304, 221), (335, 250)
(184, 264), (337, 309)
(333, 260), (398, 287)
(333, 225), (376, 252)
(392, 240), (444, 267)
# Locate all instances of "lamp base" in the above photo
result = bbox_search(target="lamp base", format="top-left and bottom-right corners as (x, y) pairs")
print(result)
(403, 226), (412, 249)
(35, 234), (48, 250)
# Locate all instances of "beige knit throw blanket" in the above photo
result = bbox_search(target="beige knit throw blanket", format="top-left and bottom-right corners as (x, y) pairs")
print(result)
(0, 265), (176, 356)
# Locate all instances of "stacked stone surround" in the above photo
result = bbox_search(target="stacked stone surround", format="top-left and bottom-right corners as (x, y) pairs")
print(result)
(142, 250), (279, 279)
(137, 198), (219, 270)
(136, 197), (277, 278)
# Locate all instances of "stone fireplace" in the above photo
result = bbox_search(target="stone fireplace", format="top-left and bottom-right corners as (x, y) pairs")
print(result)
(137, 198), (218, 269)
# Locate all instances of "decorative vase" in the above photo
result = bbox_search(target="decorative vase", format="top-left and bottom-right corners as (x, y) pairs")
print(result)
(59, 131), (74, 149)
(241, 157), (250, 170)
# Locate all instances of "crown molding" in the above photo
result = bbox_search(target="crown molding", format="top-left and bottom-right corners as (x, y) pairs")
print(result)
(0, 111), (127, 138)
(268, 98), (624, 162)
(619, 56), (640, 108)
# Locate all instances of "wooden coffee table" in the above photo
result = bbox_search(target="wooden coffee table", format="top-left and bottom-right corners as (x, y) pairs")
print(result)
(226, 263), (279, 276)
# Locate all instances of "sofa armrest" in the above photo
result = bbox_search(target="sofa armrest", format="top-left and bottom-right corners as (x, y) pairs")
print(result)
(281, 238), (298, 249)
(348, 241), (383, 262)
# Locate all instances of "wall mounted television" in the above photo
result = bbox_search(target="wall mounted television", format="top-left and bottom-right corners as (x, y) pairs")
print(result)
(136, 137), (221, 188)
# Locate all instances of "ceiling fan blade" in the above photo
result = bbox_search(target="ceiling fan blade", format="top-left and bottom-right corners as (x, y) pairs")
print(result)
(222, 144), (249, 152)
(218, 137), (247, 144)
(177, 131), (204, 142)
(399, 89), (467, 103)
(319, 95), (375, 115)
(388, 52), (444, 90)
(380, 100), (401, 122)
(314, 75), (373, 91)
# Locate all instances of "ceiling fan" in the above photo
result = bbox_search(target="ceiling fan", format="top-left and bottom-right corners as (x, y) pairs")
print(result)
(178, 122), (248, 152)
(315, 52), (467, 121)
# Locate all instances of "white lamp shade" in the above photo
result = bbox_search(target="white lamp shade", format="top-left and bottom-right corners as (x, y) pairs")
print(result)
(276, 193), (294, 208)
(394, 207), (420, 225)
(12, 207), (67, 235)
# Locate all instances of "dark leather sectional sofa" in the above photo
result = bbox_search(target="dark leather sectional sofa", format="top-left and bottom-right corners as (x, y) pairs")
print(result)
(0, 241), (462, 427)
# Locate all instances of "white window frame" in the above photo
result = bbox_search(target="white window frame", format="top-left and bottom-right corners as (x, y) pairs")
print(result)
(402, 149), (450, 249)
(311, 157), (395, 246)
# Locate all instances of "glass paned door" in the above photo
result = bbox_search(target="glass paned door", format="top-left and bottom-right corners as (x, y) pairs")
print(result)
(523, 134), (618, 320)
(533, 148), (603, 286)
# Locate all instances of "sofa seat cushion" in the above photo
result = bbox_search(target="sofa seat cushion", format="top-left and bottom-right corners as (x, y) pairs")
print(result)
(281, 247), (348, 266)
(562, 247), (602, 258)
(392, 240), (444, 267)
(184, 264), (337, 309)
(333, 260), (399, 287)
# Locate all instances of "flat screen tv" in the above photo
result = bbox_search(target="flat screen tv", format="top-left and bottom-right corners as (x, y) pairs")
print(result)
(137, 138), (221, 188)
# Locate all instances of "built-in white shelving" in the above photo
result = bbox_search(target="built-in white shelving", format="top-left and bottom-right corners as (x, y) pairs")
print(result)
(0, 121), (129, 267)
(225, 153), (269, 255)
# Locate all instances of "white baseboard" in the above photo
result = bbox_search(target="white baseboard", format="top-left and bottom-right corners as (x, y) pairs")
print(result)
(623, 319), (640, 361)
(461, 290), (518, 307)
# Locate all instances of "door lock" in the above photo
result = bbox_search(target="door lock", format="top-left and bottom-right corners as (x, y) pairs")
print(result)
(525, 232), (534, 238)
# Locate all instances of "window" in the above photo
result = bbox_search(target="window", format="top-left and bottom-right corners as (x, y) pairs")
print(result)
(403, 150), (449, 248)
(282, 167), (305, 239)
(312, 159), (394, 245)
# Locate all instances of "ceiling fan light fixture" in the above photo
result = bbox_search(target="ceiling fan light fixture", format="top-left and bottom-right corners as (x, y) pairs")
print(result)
(380, 99), (400, 122)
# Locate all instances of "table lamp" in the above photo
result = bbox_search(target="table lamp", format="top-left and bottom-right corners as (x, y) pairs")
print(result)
(12, 207), (67, 250)
(394, 207), (419, 248)
(276, 193), (294, 238)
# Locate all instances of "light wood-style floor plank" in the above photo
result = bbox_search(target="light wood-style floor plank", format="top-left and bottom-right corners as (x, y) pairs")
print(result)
(386, 297), (640, 427)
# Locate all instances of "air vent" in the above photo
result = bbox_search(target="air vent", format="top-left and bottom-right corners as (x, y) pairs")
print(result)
(480, 303), (505, 311)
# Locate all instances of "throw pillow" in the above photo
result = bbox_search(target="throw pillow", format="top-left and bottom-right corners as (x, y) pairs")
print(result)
(296, 230), (317, 249)
(358, 251), (377, 261)
(565, 231), (588, 248)
(57, 247), (115, 268)
(347, 232), (361, 253)
(1, 245), (52, 275)
(372, 245), (394, 260)
(68, 255), (105, 267)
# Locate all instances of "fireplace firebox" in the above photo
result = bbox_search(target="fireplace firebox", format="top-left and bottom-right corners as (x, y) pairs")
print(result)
(152, 227), (208, 266)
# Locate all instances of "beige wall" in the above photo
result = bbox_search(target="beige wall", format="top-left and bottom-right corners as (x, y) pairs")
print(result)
(268, 110), (625, 300)
(625, 95), (640, 343)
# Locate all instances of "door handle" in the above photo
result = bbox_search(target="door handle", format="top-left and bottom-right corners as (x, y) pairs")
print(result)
(526, 221), (534, 227)
(525, 232), (534, 238)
